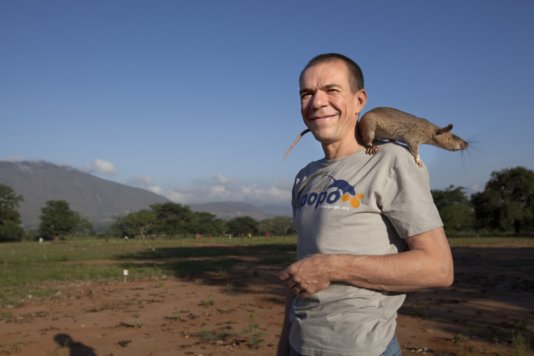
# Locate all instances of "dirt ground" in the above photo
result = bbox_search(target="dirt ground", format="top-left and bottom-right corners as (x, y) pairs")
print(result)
(1, 243), (533, 356)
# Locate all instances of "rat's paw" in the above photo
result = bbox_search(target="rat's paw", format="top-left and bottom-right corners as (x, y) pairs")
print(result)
(365, 146), (379, 155)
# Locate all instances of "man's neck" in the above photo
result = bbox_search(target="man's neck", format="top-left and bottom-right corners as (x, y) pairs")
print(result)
(322, 139), (364, 160)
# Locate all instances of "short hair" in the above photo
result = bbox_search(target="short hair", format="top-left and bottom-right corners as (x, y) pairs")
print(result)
(300, 53), (365, 93)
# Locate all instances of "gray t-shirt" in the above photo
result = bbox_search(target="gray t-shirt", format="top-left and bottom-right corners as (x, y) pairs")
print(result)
(289, 142), (443, 356)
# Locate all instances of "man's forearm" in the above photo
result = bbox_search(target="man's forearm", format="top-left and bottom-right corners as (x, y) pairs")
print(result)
(280, 227), (454, 296)
(326, 247), (453, 292)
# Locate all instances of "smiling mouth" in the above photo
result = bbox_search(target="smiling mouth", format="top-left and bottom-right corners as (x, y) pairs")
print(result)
(310, 114), (337, 121)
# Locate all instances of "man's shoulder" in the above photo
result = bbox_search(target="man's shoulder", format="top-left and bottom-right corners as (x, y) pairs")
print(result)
(297, 157), (325, 174)
(375, 141), (408, 153)
(373, 141), (414, 162)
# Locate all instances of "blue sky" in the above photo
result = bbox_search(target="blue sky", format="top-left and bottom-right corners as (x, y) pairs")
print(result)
(2, 0), (533, 208)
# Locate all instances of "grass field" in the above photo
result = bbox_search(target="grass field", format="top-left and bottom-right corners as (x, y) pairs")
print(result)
(1, 235), (533, 307)
(0, 236), (297, 306)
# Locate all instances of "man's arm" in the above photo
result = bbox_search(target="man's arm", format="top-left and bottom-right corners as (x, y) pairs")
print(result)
(279, 227), (453, 298)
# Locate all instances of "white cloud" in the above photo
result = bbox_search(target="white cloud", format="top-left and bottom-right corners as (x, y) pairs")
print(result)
(126, 173), (292, 206)
(164, 190), (191, 202)
(148, 185), (163, 194)
(211, 185), (228, 194)
(129, 175), (152, 186)
(89, 159), (116, 175)
(128, 175), (164, 196)
(167, 176), (291, 205)
(213, 173), (231, 185)
(127, 170), (292, 206)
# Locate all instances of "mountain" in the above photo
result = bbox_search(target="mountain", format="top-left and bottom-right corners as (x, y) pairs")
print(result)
(189, 201), (274, 220)
(0, 161), (169, 231)
(255, 202), (292, 217)
(0, 161), (292, 232)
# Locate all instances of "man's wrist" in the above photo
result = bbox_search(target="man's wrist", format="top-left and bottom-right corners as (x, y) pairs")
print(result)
(321, 254), (337, 283)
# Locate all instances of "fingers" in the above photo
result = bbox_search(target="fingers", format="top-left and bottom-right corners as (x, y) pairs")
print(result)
(279, 269), (291, 281)
(282, 273), (298, 289)
(292, 284), (312, 299)
(279, 261), (316, 297)
(282, 274), (305, 296)
(279, 270), (301, 293)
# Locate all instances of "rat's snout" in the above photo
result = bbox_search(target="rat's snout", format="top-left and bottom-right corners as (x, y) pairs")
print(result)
(451, 138), (469, 151)
(435, 132), (470, 152)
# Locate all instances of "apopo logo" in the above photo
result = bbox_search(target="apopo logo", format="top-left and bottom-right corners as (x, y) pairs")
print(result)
(297, 175), (364, 211)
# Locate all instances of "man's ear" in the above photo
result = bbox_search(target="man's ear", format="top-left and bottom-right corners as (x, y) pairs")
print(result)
(355, 89), (367, 114)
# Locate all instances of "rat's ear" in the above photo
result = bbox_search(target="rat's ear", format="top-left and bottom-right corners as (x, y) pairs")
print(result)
(436, 124), (453, 135)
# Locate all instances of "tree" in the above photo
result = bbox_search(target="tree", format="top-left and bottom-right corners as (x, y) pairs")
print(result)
(471, 167), (534, 235)
(0, 183), (24, 242)
(39, 200), (90, 240)
(431, 185), (475, 233)
(226, 216), (259, 237)
(72, 212), (94, 236)
(192, 211), (224, 236)
(259, 216), (295, 236)
(151, 202), (195, 236)
(111, 209), (157, 239)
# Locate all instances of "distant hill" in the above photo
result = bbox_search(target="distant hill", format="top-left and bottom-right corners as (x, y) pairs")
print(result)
(0, 161), (169, 231)
(189, 201), (273, 220)
(0, 161), (291, 232)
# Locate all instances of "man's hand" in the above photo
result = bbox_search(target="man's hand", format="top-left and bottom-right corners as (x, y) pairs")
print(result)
(279, 254), (332, 298)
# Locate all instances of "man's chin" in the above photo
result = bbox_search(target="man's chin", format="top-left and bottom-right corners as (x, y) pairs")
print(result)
(309, 130), (335, 144)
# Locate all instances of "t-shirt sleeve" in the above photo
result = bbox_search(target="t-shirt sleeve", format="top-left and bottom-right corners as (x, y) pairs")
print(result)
(378, 152), (443, 238)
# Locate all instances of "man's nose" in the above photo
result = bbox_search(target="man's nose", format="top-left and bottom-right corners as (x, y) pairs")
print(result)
(310, 90), (327, 108)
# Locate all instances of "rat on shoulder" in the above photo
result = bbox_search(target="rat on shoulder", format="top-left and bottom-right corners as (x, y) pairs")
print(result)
(284, 107), (469, 167)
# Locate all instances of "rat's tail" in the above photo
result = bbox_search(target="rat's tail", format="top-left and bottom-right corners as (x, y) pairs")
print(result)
(284, 129), (310, 160)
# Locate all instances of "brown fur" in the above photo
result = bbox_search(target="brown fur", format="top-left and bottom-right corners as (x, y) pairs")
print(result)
(360, 107), (468, 166)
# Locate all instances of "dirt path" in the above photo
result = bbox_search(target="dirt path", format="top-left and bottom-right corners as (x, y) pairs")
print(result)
(1, 245), (533, 355)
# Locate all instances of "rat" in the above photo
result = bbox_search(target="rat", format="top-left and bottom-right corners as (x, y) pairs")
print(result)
(284, 107), (469, 167)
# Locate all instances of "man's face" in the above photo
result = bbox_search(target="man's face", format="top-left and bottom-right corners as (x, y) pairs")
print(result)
(299, 60), (365, 147)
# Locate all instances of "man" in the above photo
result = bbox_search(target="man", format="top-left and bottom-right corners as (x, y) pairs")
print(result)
(277, 53), (454, 356)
